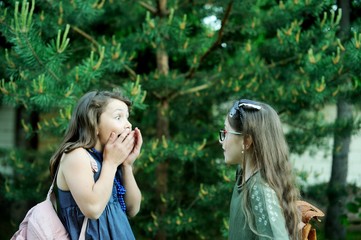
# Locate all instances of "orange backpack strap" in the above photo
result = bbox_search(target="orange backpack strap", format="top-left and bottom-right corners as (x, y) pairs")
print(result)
(297, 200), (325, 240)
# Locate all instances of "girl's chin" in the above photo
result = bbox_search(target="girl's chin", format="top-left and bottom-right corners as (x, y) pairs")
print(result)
(225, 158), (234, 165)
(225, 157), (240, 165)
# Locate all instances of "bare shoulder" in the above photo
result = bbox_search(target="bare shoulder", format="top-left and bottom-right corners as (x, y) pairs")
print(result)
(57, 148), (91, 191)
(58, 148), (93, 190)
(61, 148), (92, 170)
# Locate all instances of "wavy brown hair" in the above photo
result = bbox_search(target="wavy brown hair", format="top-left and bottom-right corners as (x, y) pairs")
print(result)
(49, 90), (131, 178)
(228, 99), (301, 239)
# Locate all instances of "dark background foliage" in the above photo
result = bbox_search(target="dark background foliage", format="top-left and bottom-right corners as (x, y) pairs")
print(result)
(0, 0), (360, 239)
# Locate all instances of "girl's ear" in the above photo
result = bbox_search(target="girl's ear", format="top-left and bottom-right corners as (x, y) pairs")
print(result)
(244, 134), (253, 150)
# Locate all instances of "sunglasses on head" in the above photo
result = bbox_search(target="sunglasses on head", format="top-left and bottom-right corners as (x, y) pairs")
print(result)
(229, 100), (261, 118)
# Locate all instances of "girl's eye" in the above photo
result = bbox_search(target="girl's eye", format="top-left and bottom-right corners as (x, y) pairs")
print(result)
(115, 115), (121, 120)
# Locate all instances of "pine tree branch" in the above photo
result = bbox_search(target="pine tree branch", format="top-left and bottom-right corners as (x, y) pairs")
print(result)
(20, 34), (62, 82)
(179, 83), (211, 95)
(266, 55), (299, 69)
(186, 0), (234, 79)
(186, 194), (201, 211)
(168, 74), (220, 100)
(71, 25), (138, 80)
(156, 0), (169, 16)
(124, 65), (137, 80)
(71, 25), (99, 47)
(138, 1), (157, 15)
(168, 83), (212, 101)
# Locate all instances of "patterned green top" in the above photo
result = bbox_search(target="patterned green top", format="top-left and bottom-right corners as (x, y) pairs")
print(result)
(228, 170), (290, 240)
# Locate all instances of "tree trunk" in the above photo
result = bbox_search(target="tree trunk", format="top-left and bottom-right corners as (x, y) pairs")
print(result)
(154, 1), (170, 238)
(325, 98), (352, 239)
(325, 4), (352, 238)
(155, 98), (170, 240)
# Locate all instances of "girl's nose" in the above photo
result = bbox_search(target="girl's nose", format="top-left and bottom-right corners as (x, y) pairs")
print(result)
(126, 120), (132, 130)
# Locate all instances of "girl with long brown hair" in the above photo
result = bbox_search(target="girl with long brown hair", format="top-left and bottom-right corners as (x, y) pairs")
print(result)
(50, 90), (142, 239)
(220, 99), (301, 239)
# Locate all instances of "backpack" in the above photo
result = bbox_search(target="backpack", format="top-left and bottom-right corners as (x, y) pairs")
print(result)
(11, 161), (88, 240)
(297, 200), (325, 240)
(10, 191), (70, 240)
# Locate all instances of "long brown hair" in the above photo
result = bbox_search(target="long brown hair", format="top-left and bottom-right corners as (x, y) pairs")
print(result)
(49, 90), (131, 178)
(228, 99), (300, 239)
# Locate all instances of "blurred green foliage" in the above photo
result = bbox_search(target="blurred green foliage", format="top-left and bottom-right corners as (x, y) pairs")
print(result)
(0, 0), (360, 239)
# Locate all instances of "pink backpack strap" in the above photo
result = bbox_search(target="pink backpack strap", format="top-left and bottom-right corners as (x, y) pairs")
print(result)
(47, 153), (65, 209)
(85, 150), (99, 172)
(53, 153), (89, 239)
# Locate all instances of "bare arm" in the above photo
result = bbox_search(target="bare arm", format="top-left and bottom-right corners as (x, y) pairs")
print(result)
(122, 127), (143, 217)
(59, 148), (117, 219)
(121, 164), (141, 217)
(59, 130), (134, 219)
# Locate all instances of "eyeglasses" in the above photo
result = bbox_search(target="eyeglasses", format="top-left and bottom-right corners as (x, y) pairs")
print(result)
(229, 100), (261, 118)
(219, 129), (242, 142)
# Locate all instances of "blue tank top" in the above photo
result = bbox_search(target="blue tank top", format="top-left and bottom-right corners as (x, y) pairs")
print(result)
(57, 149), (135, 240)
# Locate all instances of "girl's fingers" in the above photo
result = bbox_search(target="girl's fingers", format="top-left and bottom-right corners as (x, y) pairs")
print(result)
(106, 132), (117, 144)
(116, 128), (131, 143)
(120, 131), (135, 151)
(134, 128), (143, 151)
(136, 128), (143, 145)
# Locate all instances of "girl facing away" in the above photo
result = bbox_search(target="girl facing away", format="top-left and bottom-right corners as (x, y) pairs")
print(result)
(49, 90), (142, 239)
(220, 99), (301, 240)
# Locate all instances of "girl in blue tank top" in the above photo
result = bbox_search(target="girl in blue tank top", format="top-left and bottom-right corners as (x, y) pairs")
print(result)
(49, 91), (143, 239)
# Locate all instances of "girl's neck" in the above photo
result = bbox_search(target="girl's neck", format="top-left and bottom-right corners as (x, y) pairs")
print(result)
(242, 155), (258, 184)
(244, 166), (259, 183)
